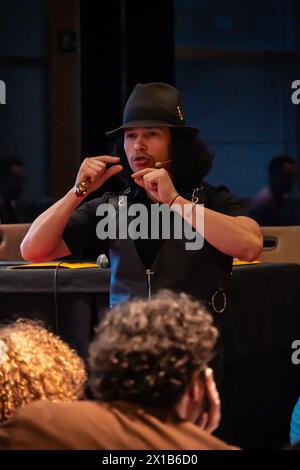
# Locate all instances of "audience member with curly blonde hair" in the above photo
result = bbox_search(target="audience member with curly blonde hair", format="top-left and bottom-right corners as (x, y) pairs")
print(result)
(0, 319), (87, 422)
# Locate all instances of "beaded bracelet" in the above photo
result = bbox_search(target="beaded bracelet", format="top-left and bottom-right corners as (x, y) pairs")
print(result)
(74, 181), (88, 197)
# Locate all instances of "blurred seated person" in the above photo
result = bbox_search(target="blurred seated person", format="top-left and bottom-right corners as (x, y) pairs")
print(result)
(0, 291), (237, 450)
(290, 397), (300, 445)
(0, 158), (25, 224)
(248, 155), (299, 226)
(0, 157), (54, 224)
(0, 319), (86, 422)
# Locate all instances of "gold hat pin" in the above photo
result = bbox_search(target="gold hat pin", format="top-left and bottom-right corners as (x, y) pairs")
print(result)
(177, 105), (184, 121)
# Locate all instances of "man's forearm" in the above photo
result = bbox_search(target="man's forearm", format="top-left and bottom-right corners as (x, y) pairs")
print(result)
(172, 196), (263, 261)
(21, 189), (83, 261)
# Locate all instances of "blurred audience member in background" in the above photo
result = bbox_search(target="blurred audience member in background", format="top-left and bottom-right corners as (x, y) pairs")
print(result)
(0, 157), (54, 224)
(0, 319), (86, 422)
(0, 158), (25, 224)
(290, 397), (300, 445)
(248, 155), (299, 226)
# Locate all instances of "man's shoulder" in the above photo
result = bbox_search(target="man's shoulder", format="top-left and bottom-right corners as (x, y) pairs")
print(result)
(0, 400), (114, 450)
(201, 181), (236, 205)
(202, 181), (232, 197)
(0, 400), (237, 450)
(11, 400), (105, 423)
(200, 182), (245, 217)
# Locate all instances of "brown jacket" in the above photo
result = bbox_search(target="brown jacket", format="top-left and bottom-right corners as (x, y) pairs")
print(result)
(0, 400), (236, 450)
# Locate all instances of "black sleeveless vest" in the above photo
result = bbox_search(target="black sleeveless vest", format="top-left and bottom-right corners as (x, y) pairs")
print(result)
(105, 185), (232, 317)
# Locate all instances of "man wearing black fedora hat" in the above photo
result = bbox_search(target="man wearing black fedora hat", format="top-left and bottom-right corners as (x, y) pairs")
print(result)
(21, 83), (262, 374)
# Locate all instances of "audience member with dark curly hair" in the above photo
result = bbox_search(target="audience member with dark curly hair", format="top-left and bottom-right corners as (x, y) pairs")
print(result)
(89, 290), (217, 410)
(0, 291), (237, 450)
(0, 319), (87, 422)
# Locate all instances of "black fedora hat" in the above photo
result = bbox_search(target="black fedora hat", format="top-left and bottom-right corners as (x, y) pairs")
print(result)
(106, 82), (198, 138)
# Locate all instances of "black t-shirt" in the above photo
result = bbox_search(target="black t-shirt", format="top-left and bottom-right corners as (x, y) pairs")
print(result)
(62, 183), (246, 266)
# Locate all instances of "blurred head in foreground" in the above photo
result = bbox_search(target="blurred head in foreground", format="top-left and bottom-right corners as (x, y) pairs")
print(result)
(0, 319), (87, 422)
(89, 290), (218, 424)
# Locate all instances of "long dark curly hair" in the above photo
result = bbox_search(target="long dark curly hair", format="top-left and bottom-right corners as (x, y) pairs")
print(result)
(109, 129), (214, 194)
(88, 290), (218, 409)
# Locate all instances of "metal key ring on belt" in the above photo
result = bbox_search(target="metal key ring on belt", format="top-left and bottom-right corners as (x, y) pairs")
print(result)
(211, 288), (227, 314)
